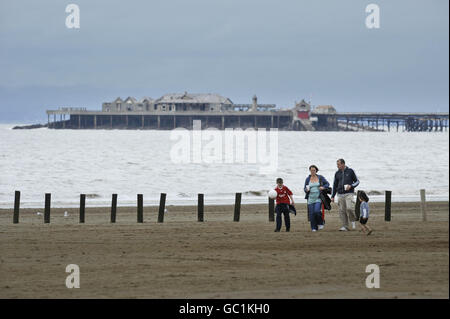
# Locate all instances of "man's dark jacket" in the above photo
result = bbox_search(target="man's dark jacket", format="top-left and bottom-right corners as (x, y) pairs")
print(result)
(331, 166), (359, 198)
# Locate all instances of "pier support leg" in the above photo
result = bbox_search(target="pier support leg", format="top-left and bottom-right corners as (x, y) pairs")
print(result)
(221, 116), (225, 130)
(78, 115), (81, 129)
(157, 115), (160, 129)
(94, 115), (97, 129)
(142, 115), (144, 129)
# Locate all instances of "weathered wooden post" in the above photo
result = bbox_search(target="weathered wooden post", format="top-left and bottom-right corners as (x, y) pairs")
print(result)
(13, 191), (20, 224)
(158, 193), (166, 223)
(111, 194), (117, 223)
(137, 194), (144, 223)
(233, 193), (242, 222)
(79, 194), (86, 223)
(420, 189), (427, 221)
(355, 190), (362, 219)
(44, 193), (51, 223)
(198, 194), (204, 222)
(268, 198), (275, 222)
(385, 190), (392, 222)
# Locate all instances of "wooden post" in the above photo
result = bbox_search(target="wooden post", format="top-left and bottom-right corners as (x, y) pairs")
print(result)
(355, 190), (362, 219)
(158, 193), (166, 223)
(198, 194), (204, 222)
(44, 193), (51, 223)
(137, 194), (143, 223)
(13, 191), (20, 224)
(111, 194), (117, 223)
(268, 198), (275, 222)
(79, 194), (86, 223)
(233, 193), (242, 222)
(420, 189), (427, 221)
(385, 190), (392, 222)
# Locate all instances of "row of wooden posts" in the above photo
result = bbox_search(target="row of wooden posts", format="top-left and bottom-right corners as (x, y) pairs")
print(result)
(12, 192), (242, 224)
(11, 189), (429, 224)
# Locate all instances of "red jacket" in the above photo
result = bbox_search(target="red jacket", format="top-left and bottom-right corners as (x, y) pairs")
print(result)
(275, 185), (293, 205)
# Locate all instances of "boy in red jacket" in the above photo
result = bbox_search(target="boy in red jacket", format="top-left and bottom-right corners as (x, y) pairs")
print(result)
(274, 178), (294, 232)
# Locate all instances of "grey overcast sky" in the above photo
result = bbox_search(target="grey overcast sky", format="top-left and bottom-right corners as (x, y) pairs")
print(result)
(0, 0), (448, 123)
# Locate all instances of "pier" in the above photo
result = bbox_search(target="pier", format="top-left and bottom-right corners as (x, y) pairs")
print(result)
(43, 93), (448, 132)
(46, 109), (293, 130)
(312, 112), (449, 132)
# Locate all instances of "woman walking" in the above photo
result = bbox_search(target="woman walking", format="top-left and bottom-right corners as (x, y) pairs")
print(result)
(304, 165), (330, 232)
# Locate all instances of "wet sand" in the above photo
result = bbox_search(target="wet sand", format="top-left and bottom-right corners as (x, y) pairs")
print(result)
(0, 201), (448, 298)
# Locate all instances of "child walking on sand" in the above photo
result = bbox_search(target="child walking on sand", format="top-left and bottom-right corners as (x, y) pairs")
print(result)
(359, 191), (373, 235)
(274, 178), (294, 232)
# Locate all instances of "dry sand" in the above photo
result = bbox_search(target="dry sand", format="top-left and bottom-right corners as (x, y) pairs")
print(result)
(0, 201), (448, 298)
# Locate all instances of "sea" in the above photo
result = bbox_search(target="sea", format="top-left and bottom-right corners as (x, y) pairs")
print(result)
(0, 124), (448, 208)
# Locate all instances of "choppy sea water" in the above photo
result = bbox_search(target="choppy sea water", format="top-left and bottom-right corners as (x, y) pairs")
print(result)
(0, 124), (448, 208)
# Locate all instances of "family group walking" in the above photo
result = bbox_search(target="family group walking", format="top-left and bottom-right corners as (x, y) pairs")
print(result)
(272, 158), (372, 235)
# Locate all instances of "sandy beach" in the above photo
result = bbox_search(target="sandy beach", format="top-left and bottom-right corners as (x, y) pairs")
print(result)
(0, 201), (448, 299)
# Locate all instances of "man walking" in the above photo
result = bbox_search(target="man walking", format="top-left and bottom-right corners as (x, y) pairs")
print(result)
(331, 159), (360, 231)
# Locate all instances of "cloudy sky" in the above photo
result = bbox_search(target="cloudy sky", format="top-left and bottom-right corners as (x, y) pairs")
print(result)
(0, 0), (448, 123)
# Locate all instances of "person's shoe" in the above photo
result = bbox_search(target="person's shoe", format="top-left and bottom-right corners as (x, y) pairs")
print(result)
(367, 230), (373, 236)
(352, 222), (356, 229)
(312, 229), (317, 232)
(318, 225), (324, 230)
(274, 229), (280, 232)
(339, 226), (348, 231)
